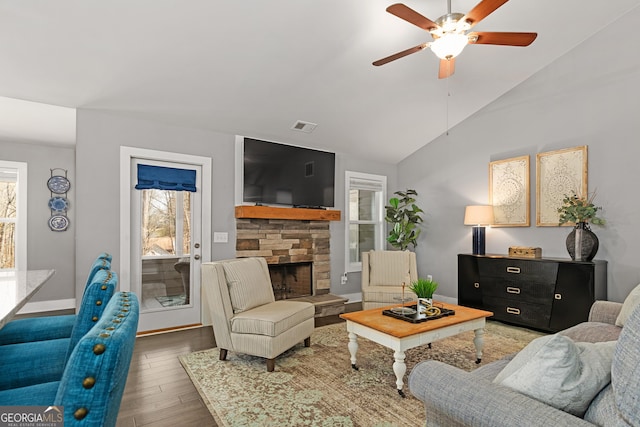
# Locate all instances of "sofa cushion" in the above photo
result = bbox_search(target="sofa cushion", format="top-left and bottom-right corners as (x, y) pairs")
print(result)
(615, 283), (640, 327)
(560, 321), (622, 343)
(583, 384), (630, 426)
(611, 304), (640, 426)
(493, 334), (616, 417)
(230, 301), (315, 337)
(368, 250), (411, 287)
(223, 258), (275, 314)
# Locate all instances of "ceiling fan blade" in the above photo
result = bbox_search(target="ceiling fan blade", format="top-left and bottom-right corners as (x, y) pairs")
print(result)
(386, 3), (438, 31)
(438, 58), (456, 79)
(462, 0), (509, 29)
(468, 32), (537, 46)
(373, 43), (428, 66)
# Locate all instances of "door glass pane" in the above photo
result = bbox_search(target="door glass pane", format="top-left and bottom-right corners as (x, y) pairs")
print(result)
(140, 189), (190, 310)
(349, 224), (375, 264)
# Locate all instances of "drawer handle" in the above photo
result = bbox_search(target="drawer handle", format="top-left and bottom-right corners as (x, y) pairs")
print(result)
(555, 293), (562, 300)
(474, 282), (480, 289)
(506, 266), (521, 274)
(506, 287), (521, 294)
(506, 307), (521, 315)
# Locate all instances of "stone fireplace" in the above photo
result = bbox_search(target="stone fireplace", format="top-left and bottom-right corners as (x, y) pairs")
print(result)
(234, 205), (347, 318)
(235, 216), (331, 296)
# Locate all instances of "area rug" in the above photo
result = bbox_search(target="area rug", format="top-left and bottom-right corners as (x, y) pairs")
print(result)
(179, 320), (545, 427)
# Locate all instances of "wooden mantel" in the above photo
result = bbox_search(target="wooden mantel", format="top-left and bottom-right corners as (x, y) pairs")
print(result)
(235, 205), (341, 221)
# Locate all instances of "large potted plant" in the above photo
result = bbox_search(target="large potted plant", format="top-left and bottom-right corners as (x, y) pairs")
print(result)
(557, 193), (605, 261)
(385, 189), (424, 251)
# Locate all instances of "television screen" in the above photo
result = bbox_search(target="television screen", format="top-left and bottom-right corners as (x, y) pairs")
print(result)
(243, 138), (335, 208)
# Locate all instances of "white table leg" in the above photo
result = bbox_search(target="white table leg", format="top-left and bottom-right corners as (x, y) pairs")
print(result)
(473, 327), (485, 364)
(348, 331), (359, 370)
(393, 350), (407, 397)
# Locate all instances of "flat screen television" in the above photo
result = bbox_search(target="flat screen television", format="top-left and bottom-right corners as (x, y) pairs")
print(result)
(242, 137), (335, 208)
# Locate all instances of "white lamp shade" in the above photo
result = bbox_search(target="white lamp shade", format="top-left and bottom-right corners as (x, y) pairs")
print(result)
(430, 33), (468, 60)
(464, 205), (494, 226)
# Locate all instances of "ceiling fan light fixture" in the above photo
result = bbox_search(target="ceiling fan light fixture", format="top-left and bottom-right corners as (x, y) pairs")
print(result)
(430, 33), (468, 60)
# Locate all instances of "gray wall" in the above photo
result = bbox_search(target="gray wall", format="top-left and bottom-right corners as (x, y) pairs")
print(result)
(75, 110), (396, 299)
(399, 7), (640, 303)
(0, 140), (75, 303)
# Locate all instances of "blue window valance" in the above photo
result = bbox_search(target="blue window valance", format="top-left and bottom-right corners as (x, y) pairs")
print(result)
(135, 164), (196, 192)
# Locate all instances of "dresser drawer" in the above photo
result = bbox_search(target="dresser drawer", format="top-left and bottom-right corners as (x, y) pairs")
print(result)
(478, 258), (558, 283)
(481, 279), (556, 304)
(483, 296), (552, 330)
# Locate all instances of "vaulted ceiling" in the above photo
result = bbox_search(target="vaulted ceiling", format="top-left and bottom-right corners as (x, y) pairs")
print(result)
(1, 1), (639, 163)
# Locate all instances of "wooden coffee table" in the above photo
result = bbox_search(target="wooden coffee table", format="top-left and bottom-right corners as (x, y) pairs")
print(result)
(339, 302), (493, 397)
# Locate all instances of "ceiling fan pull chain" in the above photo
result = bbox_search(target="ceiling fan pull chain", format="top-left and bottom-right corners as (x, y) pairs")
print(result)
(446, 75), (450, 136)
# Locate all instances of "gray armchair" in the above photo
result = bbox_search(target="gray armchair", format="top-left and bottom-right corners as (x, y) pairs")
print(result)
(201, 257), (315, 371)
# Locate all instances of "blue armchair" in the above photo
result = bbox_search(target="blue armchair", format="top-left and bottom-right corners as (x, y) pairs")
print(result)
(0, 291), (139, 427)
(0, 253), (112, 345)
(0, 268), (117, 390)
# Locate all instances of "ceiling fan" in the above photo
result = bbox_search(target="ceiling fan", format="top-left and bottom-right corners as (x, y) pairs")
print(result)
(373, 0), (537, 78)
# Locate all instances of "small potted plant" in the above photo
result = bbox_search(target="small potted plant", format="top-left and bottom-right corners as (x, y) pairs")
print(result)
(409, 278), (438, 310)
(557, 193), (605, 261)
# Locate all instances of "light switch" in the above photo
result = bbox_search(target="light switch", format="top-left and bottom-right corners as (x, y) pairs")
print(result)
(213, 232), (228, 243)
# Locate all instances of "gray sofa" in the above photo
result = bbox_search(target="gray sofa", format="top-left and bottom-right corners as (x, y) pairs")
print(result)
(409, 301), (639, 426)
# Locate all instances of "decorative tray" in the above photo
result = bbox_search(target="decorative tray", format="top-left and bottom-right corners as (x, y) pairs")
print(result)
(383, 304), (455, 324)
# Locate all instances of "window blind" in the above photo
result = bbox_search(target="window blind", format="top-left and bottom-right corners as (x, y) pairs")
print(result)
(349, 176), (385, 192)
(135, 164), (196, 192)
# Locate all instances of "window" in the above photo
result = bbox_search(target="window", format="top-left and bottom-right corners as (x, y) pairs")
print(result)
(345, 171), (386, 272)
(0, 161), (27, 271)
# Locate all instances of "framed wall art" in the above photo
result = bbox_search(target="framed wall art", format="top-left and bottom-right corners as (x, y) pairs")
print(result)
(489, 155), (530, 227)
(536, 145), (588, 226)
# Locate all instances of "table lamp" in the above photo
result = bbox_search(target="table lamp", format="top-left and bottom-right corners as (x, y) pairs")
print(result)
(464, 205), (495, 255)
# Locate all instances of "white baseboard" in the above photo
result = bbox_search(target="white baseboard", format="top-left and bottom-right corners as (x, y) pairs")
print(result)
(434, 294), (457, 305)
(338, 292), (362, 303)
(18, 298), (76, 314)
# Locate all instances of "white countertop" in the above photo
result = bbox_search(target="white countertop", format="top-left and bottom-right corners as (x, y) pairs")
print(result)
(0, 269), (56, 329)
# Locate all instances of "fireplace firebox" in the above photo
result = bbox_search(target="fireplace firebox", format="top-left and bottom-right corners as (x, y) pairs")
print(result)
(268, 262), (312, 300)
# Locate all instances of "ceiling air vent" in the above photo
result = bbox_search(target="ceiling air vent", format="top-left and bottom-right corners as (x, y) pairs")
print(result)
(291, 120), (317, 133)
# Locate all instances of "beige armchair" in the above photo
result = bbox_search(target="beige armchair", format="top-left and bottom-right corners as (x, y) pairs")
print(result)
(361, 250), (419, 310)
(201, 257), (315, 371)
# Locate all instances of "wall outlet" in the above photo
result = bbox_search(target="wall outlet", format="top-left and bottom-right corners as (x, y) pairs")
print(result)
(427, 274), (433, 282)
(213, 232), (228, 243)
(341, 272), (348, 285)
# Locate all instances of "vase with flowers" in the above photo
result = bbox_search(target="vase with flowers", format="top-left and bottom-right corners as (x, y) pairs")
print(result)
(557, 193), (605, 261)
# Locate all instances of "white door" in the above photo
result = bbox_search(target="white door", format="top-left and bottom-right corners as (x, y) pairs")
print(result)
(120, 148), (211, 332)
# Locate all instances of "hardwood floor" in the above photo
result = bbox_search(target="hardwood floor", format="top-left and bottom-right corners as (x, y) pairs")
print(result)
(116, 315), (347, 427)
(116, 326), (218, 427)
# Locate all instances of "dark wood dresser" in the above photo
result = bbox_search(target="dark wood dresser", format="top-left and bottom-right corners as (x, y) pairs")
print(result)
(458, 254), (607, 332)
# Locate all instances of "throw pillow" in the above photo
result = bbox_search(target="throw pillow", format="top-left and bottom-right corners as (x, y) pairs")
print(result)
(493, 334), (616, 417)
(368, 251), (411, 287)
(223, 258), (275, 314)
(615, 283), (640, 327)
